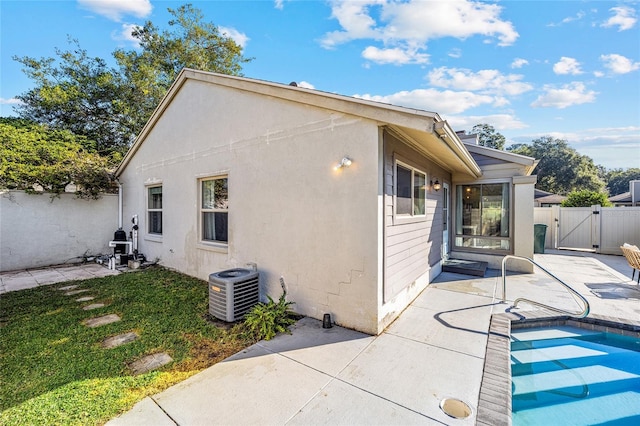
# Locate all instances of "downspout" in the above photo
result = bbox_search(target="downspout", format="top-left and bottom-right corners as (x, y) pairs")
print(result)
(118, 181), (123, 229)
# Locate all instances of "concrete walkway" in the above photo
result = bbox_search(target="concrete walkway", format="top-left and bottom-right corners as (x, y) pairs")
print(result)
(105, 250), (640, 425)
(0, 263), (119, 293)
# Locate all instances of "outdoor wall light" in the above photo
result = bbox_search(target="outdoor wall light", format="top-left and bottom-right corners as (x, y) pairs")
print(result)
(431, 178), (441, 192)
(334, 157), (352, 170)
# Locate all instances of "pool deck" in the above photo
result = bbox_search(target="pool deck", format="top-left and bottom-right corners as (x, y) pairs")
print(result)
(3, 250), (639, 425)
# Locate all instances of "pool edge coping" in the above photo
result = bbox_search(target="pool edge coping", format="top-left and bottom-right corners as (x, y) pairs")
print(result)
(476, 312), (640, 426)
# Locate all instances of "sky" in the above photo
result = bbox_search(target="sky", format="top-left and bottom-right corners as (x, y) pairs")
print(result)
(1, 0), (639, 170)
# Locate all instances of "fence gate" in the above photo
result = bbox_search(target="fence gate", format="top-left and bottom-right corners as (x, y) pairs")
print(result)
(557, 206), (599, 251)
(534, 205), (640, 255)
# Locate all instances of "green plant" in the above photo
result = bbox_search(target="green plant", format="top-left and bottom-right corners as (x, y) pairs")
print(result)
(243, 293), (296, 341)
(561, 190), (612, 207)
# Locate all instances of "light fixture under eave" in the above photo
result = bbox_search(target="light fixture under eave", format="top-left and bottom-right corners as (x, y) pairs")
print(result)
(334, 157), (352, 170)
(431, 179), (441, 192)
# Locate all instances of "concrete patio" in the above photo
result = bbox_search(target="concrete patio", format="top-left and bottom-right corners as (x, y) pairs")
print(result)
(102, 250), (640, 425)
(0, 263), (119, 293)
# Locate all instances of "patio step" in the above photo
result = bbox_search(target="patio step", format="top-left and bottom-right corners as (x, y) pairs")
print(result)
(442, 259), (488, 277)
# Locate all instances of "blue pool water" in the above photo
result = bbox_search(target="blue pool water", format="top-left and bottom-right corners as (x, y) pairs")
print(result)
(511, 326), (640, 425)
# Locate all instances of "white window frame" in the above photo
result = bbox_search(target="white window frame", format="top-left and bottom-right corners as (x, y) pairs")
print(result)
(394, 159), (427, 223)
(454, 181), (512, 253)
(199, 175), (229, 249)
(146, 185), (163, 236)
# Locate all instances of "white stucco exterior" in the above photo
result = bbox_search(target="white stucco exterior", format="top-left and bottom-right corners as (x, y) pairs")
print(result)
(116, 69), (537, 334)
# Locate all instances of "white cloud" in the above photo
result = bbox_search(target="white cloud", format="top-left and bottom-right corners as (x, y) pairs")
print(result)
(111, 23), (141, 46)
(362, 46), (428, 65)
(427, 67), (533, 96)
(78, 0), (152, 22)
(531, 82), (597, 109)
(601, 6), (637, 31)
(353, 88), (494, 115)
(600, 53), (640, 74)
(447, 114), (528, 132)
(321, 0), (518, 65)
(274, 0), (285, 10)
(448, 48), (462, 59)
(219, 26), (250, 48)
(0, 97), (23, 105)
(548, 11), (586, 27)
(553, 57), (583, 75)
(511, 58), (529, 69)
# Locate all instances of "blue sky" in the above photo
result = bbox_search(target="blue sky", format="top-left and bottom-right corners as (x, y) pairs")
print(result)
(1, 0), (639, 169)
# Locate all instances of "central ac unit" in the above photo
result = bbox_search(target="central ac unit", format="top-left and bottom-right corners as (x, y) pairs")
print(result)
(209, 268), (259, 322)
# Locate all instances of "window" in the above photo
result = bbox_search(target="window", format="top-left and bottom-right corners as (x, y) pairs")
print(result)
(201, 177), (228, 244)
(396, 162), (426, 216)
(147, 186), (162, 235)
(455, 183), (510, 251)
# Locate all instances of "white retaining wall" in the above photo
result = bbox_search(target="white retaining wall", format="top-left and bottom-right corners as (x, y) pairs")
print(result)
(0, 191), (119, 271)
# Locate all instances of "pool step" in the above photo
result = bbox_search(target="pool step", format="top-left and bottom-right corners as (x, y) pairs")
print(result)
(511, 325), (603, 343)
(511, 326), (640, 424)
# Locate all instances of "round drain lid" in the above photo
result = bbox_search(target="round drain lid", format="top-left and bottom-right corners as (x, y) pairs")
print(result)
(440, 398), (472, 419)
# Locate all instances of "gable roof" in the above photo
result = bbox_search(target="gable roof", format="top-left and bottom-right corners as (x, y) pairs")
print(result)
(117, 69), (485, 177)
(463, 142), (538, 176)
(609, 192), (631, 203)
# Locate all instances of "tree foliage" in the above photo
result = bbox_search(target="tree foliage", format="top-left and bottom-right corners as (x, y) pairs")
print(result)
(508, 136), (604, 195)
(13, 40), (126, 157)
(561, 190), (612, 207)
(13, 3), (251, 158)
(472, 123), (506, 150)
(0, 118), (115, 198)
(604, 168), (640, 196)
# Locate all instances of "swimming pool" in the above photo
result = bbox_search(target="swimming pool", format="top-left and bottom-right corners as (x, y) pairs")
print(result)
(511, 325), (640, 425)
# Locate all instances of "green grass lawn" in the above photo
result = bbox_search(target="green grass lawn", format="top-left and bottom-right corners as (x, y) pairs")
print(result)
(0, 266), (255, 425)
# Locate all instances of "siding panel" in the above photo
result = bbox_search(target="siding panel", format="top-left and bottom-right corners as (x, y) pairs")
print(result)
(383, 130), (449, 302)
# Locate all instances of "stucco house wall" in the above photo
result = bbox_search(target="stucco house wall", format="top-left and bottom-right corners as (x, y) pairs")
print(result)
(0, 191), (118, 271)
(118, 78), (383, 333)
(116, 69), (537, 334)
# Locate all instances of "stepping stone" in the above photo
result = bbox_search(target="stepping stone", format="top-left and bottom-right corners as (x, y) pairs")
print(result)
(76, 296), (95, 302)
(58, 284), (79, 291)
(65, 289), (89, 296)
(129, 352), (173, 375)
(102, 332), (139, 349)
(82, 303), (105, 311)
(83, 314), (121, 328)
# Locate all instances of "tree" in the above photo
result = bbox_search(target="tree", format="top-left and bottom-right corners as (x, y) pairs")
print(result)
(13, 4), (251, 158)
(13, 40), (126, 157)
(508, 136), (604, 195)
(604, 168), (640, 196)
(0, 118), (115, 198)
(472, 123), (506, 150)
(113, 4), (251, 142)
(561, 190), (612, 207)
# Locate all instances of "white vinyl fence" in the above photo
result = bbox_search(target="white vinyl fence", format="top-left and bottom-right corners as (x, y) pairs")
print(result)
(534, 205), (640, 255)
(0, 191), (118, 271)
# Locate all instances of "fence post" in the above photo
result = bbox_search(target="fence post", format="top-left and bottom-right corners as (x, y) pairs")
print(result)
(551, 205), (560, 249)
(592, 204), (602, 253)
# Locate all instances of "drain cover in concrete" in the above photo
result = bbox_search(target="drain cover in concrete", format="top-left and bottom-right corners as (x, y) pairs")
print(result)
(129, 352), (173, 375)
(83, 314), (121, 328)
(65, 289), (89, 296)
(58, 284), (79, 291)
(82, 303), (105, 311)
(102, 332), (139, 349)
(76, 296), (95, 302)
